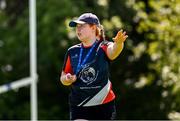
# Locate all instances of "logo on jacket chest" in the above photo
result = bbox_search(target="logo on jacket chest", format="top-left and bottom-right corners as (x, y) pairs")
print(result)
(79, 65), (99, 85)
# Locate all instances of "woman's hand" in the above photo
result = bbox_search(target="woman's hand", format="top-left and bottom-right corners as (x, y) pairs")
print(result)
(113, 29), (128, 43)
(65, 73), (77, 83)
(60, 72), (77, 86)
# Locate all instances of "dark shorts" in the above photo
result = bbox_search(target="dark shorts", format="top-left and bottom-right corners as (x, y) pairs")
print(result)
(70, 100), (116, 120)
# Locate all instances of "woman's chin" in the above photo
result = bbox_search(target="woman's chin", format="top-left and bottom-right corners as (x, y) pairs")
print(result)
(78, 38), (85, 42)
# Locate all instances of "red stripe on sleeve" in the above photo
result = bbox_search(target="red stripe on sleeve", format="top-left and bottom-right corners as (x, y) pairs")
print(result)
(64, 55), (73, 74)
(101, 44), (108, 56)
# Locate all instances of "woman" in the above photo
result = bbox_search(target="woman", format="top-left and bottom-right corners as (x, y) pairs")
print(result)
(60, 13), (128, 120)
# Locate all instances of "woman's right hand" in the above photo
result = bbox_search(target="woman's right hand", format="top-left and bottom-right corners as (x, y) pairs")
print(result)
(65, 73), (77, 83)
(60, 72), (77, 86)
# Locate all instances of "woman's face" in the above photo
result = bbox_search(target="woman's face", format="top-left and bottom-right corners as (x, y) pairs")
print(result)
(76, 23), (95, 42)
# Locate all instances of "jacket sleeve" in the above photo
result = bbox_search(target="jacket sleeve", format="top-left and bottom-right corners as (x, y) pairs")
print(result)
(62, 51), (73, 74)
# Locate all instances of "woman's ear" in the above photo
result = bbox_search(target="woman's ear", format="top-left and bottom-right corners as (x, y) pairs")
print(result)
(92, 25), (97, 33)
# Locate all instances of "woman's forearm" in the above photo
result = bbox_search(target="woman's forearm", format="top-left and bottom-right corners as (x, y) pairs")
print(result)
(107, 41), (124, 60)
(107, 30), (127, 60)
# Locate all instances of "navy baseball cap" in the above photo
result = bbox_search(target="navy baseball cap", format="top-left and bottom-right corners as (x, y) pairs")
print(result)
(69, 13), (100, 27)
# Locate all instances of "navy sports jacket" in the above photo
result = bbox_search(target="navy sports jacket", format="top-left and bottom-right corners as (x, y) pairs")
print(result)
(62, 40), (115, 107)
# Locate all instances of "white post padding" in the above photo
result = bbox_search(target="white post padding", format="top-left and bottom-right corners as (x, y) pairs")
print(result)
(29, 0), (38, 120)
(0, 0), (38, 120)
(0, 77), (33, 94)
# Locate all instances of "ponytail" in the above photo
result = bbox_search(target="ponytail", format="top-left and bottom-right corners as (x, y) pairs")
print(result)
(96, 25), (106, 41)
(90, 24), (106, 41)
(100, 25), (105, 41)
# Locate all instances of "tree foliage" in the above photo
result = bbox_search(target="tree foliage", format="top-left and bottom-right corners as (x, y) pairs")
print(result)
(135, 0), (180, 119)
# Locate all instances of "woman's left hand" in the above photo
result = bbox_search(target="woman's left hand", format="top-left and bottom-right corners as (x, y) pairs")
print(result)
(112, 29), (128, 43)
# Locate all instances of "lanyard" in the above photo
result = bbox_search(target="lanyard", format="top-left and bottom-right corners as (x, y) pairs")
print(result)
(76, 41), (97, 75)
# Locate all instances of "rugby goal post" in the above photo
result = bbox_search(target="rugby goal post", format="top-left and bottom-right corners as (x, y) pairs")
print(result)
(0, 0), (38, 120)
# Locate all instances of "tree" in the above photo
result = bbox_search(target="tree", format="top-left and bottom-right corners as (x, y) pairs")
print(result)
(132, 0), (180, 119)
